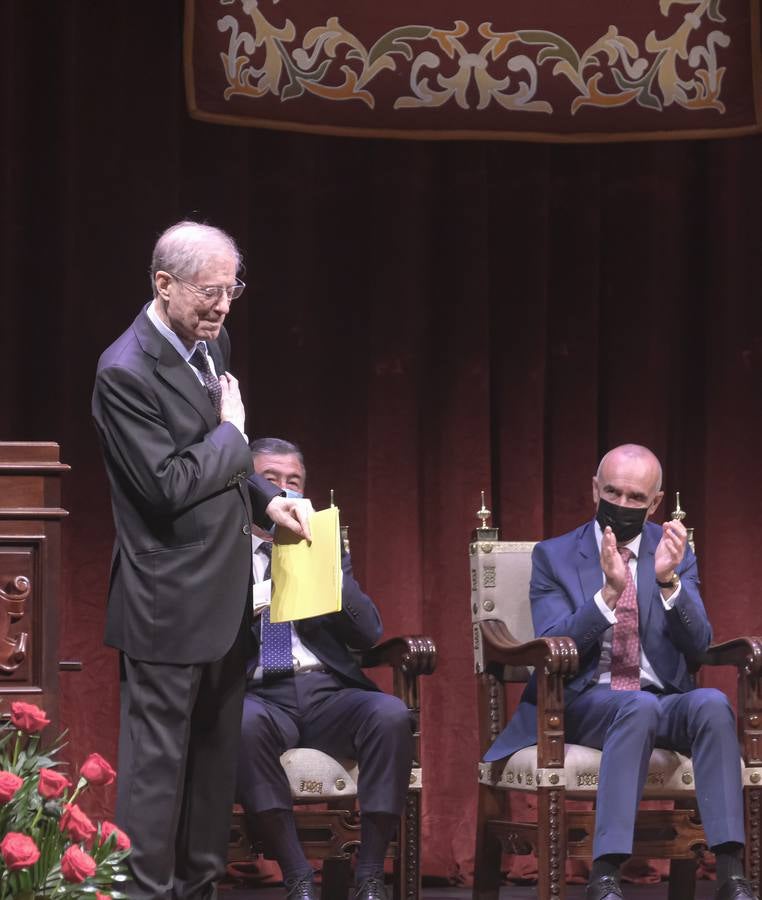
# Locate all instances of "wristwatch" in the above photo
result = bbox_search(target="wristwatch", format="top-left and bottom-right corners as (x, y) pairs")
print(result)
(656, 572), (679, 589)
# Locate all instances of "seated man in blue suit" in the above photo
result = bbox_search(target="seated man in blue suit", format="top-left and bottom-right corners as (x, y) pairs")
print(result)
(484, 443), (756, 900)
(237, 438), (414, 900)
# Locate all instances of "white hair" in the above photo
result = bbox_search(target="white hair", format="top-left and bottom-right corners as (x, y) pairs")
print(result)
(150, 220), (242, 295)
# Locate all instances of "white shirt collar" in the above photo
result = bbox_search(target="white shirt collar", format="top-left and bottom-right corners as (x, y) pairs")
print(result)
(146, 301), (208, 363)
(251, 525), (274, 555)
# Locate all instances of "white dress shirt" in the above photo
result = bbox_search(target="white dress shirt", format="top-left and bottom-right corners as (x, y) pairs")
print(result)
(146, 302), (248, 441)
(147, 302), (217, 380)
(592, 521), (681, 689)
(249, 532), (323, 683)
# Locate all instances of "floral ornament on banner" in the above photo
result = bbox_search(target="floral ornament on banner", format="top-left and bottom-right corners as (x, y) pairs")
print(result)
(0, 701), (130, 899)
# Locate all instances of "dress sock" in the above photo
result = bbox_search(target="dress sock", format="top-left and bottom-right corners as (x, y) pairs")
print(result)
(250, 808), (312, 884)
(355, 812), (398, 883)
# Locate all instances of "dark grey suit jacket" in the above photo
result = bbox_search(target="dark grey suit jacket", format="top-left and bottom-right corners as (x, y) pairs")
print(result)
(92, 306), (279, 664)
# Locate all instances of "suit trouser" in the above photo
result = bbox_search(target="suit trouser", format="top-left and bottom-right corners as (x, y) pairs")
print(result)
(236, 671), (414, 826)
(116, 622), (248, 900)
(564, 684), (745, 859)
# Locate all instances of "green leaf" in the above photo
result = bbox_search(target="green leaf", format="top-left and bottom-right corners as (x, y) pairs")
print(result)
(517, 30), (580, 69)
(368, 26), (433, 66)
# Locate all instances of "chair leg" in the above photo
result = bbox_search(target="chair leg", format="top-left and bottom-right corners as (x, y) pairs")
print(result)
(322, 858), (352, 900)
(744, 786), (762, 897)
(536, 787), (566, 900)
(667, 858), (697, 900)
(393, 789), (421, 900)
(472, 785), (503, 900)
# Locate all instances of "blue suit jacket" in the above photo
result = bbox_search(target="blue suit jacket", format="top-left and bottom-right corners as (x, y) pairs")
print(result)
(483, 519), (712, 762)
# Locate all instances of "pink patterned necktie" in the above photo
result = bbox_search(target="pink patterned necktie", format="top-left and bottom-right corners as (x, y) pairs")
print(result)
(610, 547), (640, 690)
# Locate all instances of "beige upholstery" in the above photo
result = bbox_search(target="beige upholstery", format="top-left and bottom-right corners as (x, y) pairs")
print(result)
(479, 744), (745, 794)
(279, 748), (422, 801)
(280, 749), (359, 800)
(471, 541), (535, 681)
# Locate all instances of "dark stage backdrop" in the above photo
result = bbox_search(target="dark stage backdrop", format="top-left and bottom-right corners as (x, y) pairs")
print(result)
(1, 1), (761, 885)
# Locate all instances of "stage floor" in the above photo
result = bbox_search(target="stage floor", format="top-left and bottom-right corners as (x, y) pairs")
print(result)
(222, 880), (718, 898)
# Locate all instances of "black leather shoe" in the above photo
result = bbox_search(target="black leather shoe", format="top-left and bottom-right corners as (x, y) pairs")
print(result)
(353, 875), (388, 900)
(586, 874), (624, 900)
(285, 875), (319, 900)
(716, 876), (759, 900)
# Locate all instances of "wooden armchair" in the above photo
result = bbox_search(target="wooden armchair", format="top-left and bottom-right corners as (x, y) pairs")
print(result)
(469, 533), (762, 900)
(229, 634), (437, 900)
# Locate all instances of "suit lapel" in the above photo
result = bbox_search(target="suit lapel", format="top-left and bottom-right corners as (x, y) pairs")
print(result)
(133, 309), (218, 430)
(577, 521), (604, 605)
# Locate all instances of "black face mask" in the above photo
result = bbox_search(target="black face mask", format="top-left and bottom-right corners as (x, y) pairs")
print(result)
(596, 496), (648, 543)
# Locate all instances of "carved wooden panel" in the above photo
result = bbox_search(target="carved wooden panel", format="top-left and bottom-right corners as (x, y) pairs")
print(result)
(0, 443), (69, 724)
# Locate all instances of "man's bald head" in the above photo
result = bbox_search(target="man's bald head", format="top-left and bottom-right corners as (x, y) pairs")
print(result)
(593, 444), (665, 525)
(597, 444), (662, 493)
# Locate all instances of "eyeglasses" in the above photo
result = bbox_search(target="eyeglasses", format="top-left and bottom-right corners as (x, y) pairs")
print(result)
(167, 272), (246, 302)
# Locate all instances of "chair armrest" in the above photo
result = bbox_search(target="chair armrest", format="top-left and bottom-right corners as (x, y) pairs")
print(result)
(479, 620), (578, 679)
(358, 635), (437, 677)
(696, 637), (762, 675)
(690, 637), (762, 766)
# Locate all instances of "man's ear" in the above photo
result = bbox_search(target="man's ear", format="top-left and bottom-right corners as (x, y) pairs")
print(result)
(154, 270), (171, 298)
(648, 490), (664, 517)
(592, 475), (600, 506)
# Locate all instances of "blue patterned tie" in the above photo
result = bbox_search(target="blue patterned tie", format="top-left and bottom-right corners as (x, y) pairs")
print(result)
(258, 542), (294, 678)
(190, 345), (222, 419)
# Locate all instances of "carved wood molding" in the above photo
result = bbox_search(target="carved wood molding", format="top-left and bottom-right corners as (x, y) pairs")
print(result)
(0, 574), (30, 673)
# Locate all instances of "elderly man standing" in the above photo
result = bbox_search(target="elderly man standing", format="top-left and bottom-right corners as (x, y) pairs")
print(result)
(92, 221), (312, 900)
(485, 444), (757, 900)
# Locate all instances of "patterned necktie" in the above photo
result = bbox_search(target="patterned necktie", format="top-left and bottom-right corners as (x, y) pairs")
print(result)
(190, 345), (222, 419)
(610, 547), (640, 690)
(258, 542), (294, 678)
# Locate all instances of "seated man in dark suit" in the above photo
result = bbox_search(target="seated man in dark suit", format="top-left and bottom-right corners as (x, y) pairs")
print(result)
(237, 437), (414, 900)
(484, 443), (756, 900)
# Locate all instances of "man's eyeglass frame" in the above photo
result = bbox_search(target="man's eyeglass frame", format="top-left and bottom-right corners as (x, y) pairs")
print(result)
(166, 272), (246, 302)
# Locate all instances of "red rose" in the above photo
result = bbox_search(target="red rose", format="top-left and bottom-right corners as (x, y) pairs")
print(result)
(97, 895), (110, 900)
(100, 820), (131, 851)
(79, 753), (116, 786)
(61, 844), (96, 883)
(0, 832), (40, 870)
(0, 771), (23, 803)
(60, 803), (96, 844)
(38, 767), (71, 799)
(10, 701), (50, 734)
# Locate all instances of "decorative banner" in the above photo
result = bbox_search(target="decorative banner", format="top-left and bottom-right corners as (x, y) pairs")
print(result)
(185, 0), (762, 141)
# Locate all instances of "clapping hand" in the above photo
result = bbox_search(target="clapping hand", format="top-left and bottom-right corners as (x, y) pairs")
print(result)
(654, 519), (687, 583)
(600, 526), (628, 609)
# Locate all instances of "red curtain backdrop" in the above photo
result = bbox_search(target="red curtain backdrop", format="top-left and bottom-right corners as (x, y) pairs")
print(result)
(1, 0), (761, 884)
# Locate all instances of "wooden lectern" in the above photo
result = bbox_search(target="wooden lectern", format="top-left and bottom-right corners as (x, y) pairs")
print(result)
(0, 443), (69, 725)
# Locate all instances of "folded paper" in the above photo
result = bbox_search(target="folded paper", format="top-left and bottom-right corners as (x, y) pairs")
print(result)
(270, 507), (341, 622)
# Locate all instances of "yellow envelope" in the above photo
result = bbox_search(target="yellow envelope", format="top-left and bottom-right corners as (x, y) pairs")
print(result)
(270, 507), (341, 623)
